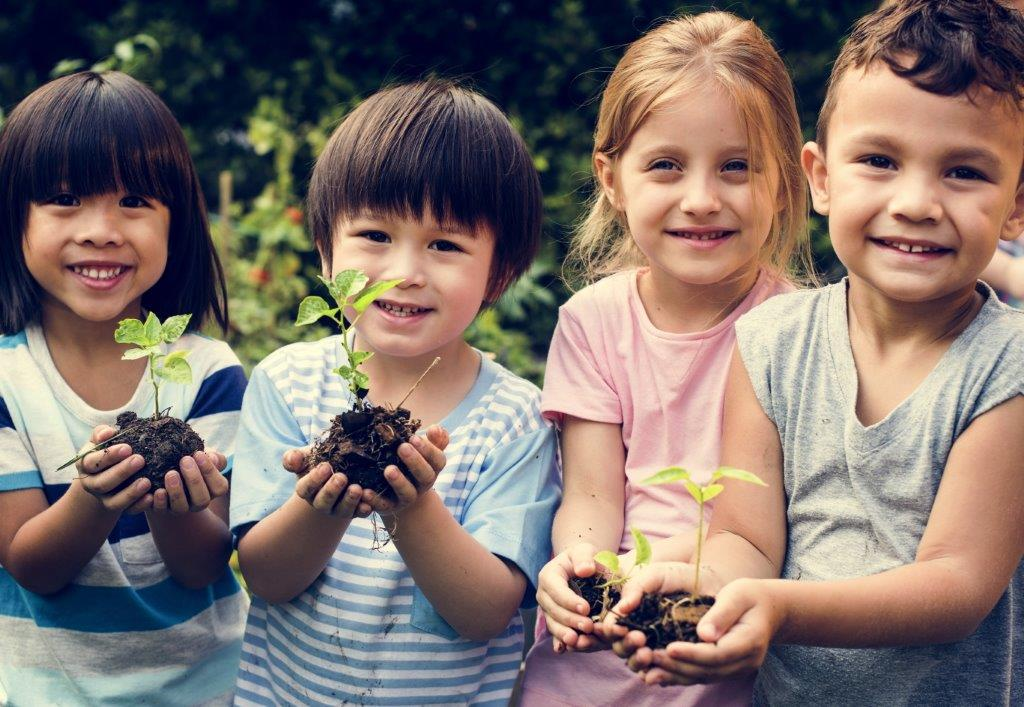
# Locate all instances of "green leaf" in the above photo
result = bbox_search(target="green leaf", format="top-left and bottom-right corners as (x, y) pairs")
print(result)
(143, 312), (161, 345)
(155, 355), (192, 384)
(114, 318), (146, 346)
(325, 270), (369, 305)
(121, 347), (154, 361)
(333, 365), (353, 379)
(352, 370), (370, 390)
(593, 551), (620, 576)
(160, 314), (191, 343)
(641, 466), (692, 486)
(348, 350), (373, 367)
(352, 278), (404, 314)
(631, 527), (652, 568)
(702, 484), (725, 502)
(683, 480), (703, 504)
(711, 466), (768, 487)
(295, 296), (336, 326)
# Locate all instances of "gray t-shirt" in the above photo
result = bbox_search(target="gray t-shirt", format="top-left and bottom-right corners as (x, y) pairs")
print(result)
(735, 280), (1024, 707)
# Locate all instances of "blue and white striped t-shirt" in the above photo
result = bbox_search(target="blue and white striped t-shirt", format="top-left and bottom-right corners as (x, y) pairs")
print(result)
(0, 324), (249, 706)
(230, 337), (560, 706)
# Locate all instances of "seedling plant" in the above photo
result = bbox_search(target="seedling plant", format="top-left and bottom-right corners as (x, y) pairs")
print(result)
(295, 270), (438, 503)
(612, 465), (766, 648)
(59, 313), (205, 492)
(572, 527), (652, 621)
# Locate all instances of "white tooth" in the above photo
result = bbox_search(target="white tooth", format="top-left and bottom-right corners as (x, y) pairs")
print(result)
(87, 268), (99, 278)
(910, 246), (923, 253)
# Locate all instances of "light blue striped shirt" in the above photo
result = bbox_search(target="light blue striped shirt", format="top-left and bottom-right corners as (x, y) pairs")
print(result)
(230, 337), (560, 705)
(0, 325), (249, 706)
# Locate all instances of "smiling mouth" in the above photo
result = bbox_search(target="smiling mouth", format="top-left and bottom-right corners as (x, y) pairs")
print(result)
(874, 239), (949, 254)
(668, 230), (734, 241)
(375, 301), (431, 318)
(69, 265), (128, 280)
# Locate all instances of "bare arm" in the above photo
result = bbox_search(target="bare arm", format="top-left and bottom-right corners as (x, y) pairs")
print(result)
(981, 247), (1024, 301)
(0, 440), (151, 595)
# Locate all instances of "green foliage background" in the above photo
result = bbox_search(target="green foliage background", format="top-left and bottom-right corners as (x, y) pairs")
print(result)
(0, 1), (877, 381)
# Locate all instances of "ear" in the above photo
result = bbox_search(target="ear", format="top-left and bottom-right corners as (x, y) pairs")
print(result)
(593, 152), (622, 210)
(1000, 180), (1024, 241)
(801, 141), (830, 216)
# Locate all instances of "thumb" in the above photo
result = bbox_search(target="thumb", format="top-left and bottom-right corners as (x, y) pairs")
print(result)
(696, 581), (753, 643)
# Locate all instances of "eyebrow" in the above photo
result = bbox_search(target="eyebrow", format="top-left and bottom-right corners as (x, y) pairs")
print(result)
(355, 211), (478, 237)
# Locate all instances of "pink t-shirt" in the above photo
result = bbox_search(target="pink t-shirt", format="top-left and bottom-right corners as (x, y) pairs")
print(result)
(520, 267), (789, 707)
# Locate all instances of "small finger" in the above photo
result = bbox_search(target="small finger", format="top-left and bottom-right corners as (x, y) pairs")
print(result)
(354, 502), (373, 518)
(204, 449), (228, 471)
(408, 433), (446, 474)
(85, 454), (145, 495)
(80, 444), (131, 476)
(163, 470), (190, 513)
(424, 425), (449, 452)
(397, 442), (436, 489)
(383, 465), (418, 506)
(107, 477), (152, 511)
(125, 491), (154, 515)
(552, 637), (566, 654)
(194, 451), (229, 499)
(90, 424), (118, 444)
(152, 487), (169, 512)
(311, 473), (348, 514)
(295, 463), (332, 502)
(333, 484), (363, 518)
(282, 448), (309, 474)
(179, 456), (211, 508)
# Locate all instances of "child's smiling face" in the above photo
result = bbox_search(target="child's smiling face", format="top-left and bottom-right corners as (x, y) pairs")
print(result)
(804, 61), (1024, 305)
(597, 83), (777, 291)
(328, 210), (493, 363)
(22, 190), (170, 325)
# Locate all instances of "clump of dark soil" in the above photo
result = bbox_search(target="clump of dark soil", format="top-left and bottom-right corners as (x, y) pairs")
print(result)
(306, 403), (421, 502)
(570, 575), (622, 621)
(617, 593), (715, 647)
(113, 411), (205, 492)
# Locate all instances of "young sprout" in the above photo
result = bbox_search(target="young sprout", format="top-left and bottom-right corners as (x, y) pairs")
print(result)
(114, 312), (194, 415)
(641, 466), (766, 597)
(57, 312), (193, 471)
(295, 270), (402, 400)
(587, 528), (651, 620)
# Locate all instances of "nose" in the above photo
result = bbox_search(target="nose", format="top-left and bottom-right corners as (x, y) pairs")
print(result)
(678, 173), (722, 217)
(74, 202), (126, 248)
(887, 172), (943, 224)
(382, 245), (427, 289)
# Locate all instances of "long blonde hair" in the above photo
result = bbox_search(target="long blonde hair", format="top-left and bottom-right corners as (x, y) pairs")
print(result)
(567, 12), (812, 287)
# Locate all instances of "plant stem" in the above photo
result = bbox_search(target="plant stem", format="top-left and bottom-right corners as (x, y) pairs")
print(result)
(397, 357), (441, 409)
(693, 498), (704, 598)
(149, 353), (160, 417)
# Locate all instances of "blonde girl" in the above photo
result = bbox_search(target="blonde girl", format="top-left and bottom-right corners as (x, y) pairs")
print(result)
(520, 11), (810, 706)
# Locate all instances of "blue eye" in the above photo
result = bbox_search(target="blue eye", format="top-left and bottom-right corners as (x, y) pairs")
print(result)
(649, 159), (678, 171)
(359, 230), (390, 243)
(430, 239), (463, 253)
(722, 160), (748, 172)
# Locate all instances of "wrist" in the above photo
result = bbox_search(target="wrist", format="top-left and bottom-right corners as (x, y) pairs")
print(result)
(742, 577), (788, 640)
(67, 480), (120, 521)
(381, 488), (442, 525)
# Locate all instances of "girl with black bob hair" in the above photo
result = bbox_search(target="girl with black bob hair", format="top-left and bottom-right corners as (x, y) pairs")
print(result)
(0, 72), (247, 704)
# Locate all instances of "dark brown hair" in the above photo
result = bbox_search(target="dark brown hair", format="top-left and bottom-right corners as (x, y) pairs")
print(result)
(0, 71), (227, 335)
(818, 0), (1024, 147)
(307, 79), (543, 301)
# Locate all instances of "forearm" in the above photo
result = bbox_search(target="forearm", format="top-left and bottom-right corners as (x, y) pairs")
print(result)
(147, 509), (233, 589)
(237, 495), (353, 603)
(764, 556), (1003, 647)
(5, 483), (119, 594)
(552, 488), (623, 554)
(703, 529), (782, 585)
(392, 492), (527, 642)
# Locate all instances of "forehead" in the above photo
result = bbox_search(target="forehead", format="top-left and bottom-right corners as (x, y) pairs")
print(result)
(828, 63), (1024, 163)
(631, 84), (747, 151)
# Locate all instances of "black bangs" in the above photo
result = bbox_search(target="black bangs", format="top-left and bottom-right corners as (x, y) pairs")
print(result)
(309, 79), (542, 300)
(20, 72), (187, 206)
(0, 72), (228, 335)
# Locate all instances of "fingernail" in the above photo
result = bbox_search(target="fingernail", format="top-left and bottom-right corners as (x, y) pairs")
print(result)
(131, 455), (145, 468)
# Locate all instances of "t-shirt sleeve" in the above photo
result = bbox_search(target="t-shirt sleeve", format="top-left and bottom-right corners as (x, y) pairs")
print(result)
(460, 424), (561, 609)
(734, 307), (778, 427)
(968, 329), (1024, 423)
(185, 343), (248, 476)
(0, 396), (42, 492)
(541, 305), (621, 426)
(228, 365), (306, 534)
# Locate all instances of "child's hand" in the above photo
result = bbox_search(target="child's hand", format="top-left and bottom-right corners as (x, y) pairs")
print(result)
(607, 569), (776, 686)
(365, 425), (449, 518)
(283, 448), (373, 519)
(149, 450), (229, 514)
(536, 542), (607, 653)
(75, 425), (151, 514)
